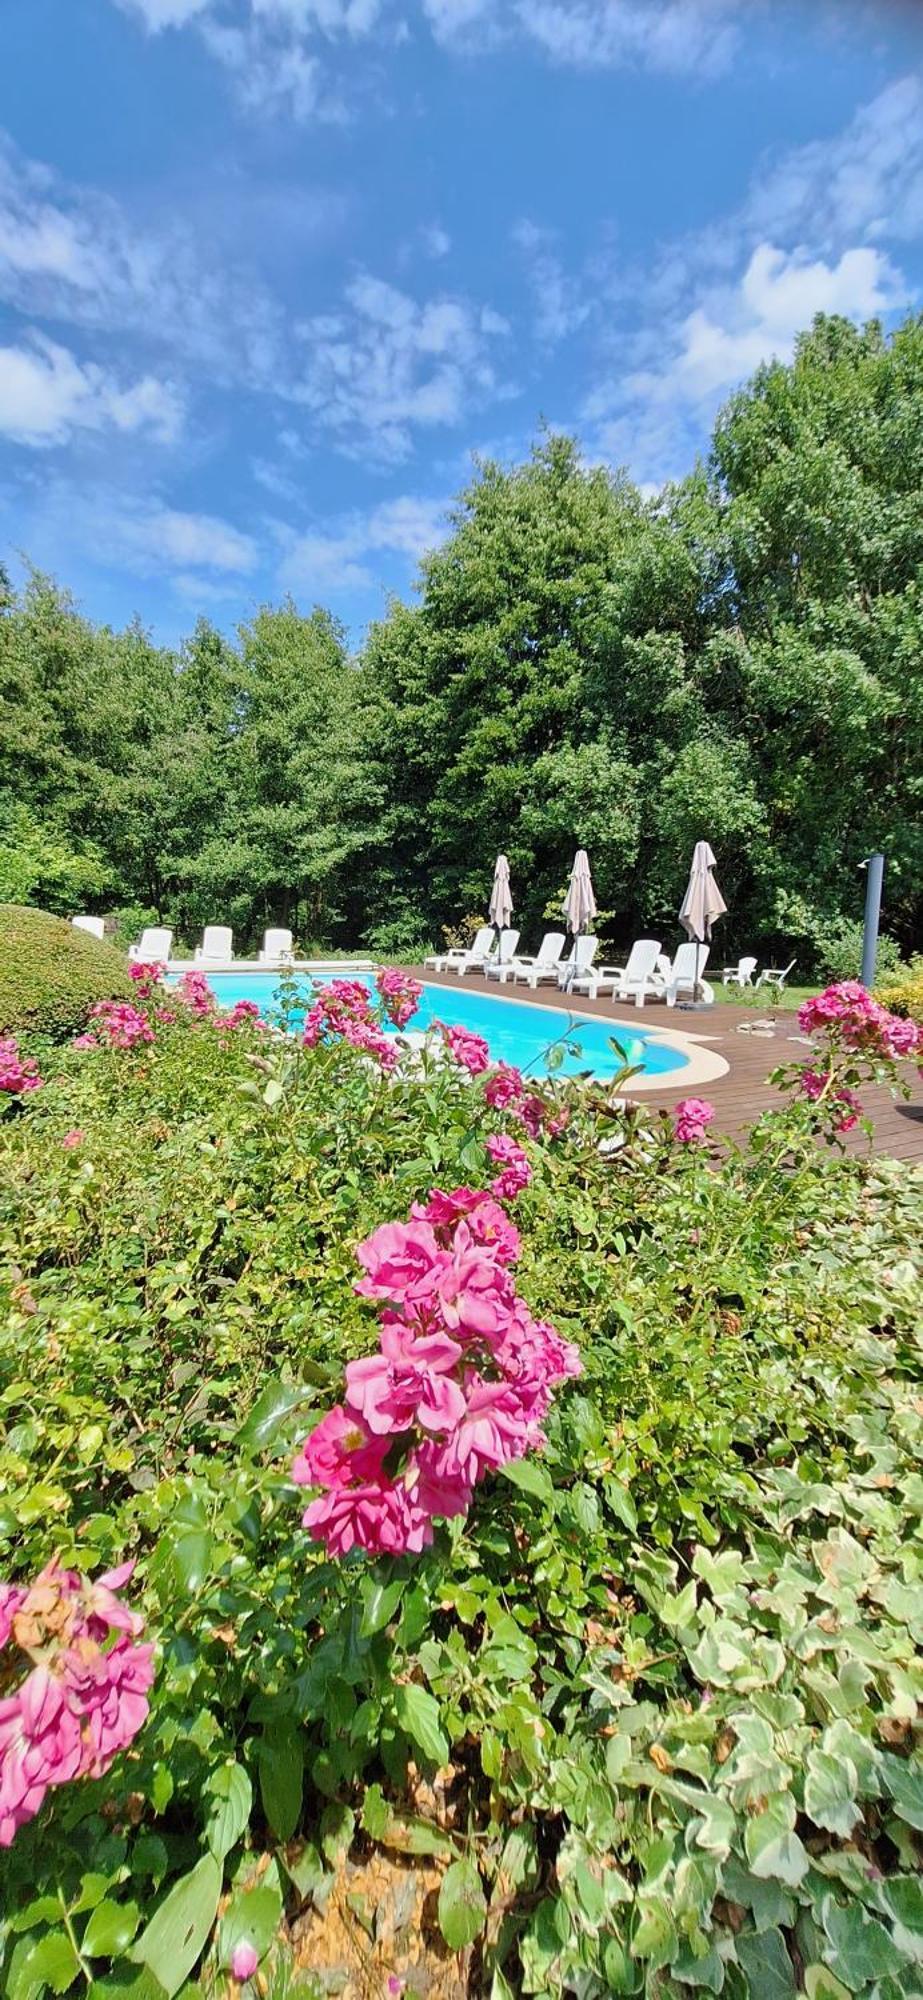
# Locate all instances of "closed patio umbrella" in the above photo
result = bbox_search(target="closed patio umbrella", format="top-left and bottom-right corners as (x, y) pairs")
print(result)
(679, 840), (726, 1007)
(563, 848), (597, 938)
(489, 853), (513, 959)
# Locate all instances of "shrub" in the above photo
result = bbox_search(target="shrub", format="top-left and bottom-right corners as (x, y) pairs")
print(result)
(0, 983), (921, 1994)
(0, 903), (133, 1040)
(877, 957), (923, 1027)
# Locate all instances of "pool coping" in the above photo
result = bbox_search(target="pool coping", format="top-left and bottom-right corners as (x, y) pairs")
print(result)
(166, 961), (729, 1093)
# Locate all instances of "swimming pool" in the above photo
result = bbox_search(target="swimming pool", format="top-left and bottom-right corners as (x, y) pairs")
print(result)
(168, 969), (690, 1083)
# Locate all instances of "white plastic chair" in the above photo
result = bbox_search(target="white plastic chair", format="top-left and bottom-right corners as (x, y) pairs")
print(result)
(194, 926), (234, 964)
(72, 915), (105, 941)
(663, 942), (713, 1007)
(486, 931), (566, 984)
(424, 926), (494, 974)
(455, 928), (519, 977)
(755, 959), (796, 992)
(723, 956), (757, 988)
(258, 928), (294, 964)
(574, 939), (662, 1007)
(129, 927), (173, 963)
(557, 935), (599, 991)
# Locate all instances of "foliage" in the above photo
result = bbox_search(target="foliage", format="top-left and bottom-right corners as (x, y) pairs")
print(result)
(0, 905), (133, 1041)
(3, 314), (923, 967)
(0, 981), (920, 1995)
(878, 958), (923, 1029)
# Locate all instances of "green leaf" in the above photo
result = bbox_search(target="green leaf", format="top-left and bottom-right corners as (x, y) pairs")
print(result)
(205, 1761), (252, 1861)
(83, 1902), (141, 1959)
(745, 1805), (809, 1887)
(218, 1877), (283, 1969)
(881, 1753), (923, 1831)
(131, 1855), (222, 2000)
(821, 1897), (903, 1987)
(360, 1576), (405, 1637)
(803, 1970), (851, 2000)
(23, 1934), (82, 1996)
(631, 1897), (677, 1970)
(603, 1476), (638, 1534)
(499, 1458), (554, 1503)
(437, 1860), (486, 1951)
(258, 1722), (304, 1842)
(392, 1683), (449, 1766)
(804, 1750), (861, 1837)
(736, 1929), (796, 2000)
(237, 1379), (313, 1453)
(87, 1973), (168, 2000)
(171, 1530), (212, 1596)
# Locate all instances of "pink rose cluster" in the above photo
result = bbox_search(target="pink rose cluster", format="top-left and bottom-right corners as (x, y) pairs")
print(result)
(798, 982), (919, 1061)
(302, 979), (397, 1071)
(673, 1097), (715, 1145)
(483, 1061), (571, 1141)
(799, 1066), (862, 1134)
(0, 1035), (42, 1096)
(177, 968), (217, 1018)
(292, 1192), (581, 1557)
(485, 1131), (532, 1202)
(127, 960), (166, 1000)
(375, 968), (423, 1031)
(442, 1024), (491, 1075)
(224, 999), (262, 1031)
(0, 1559), (154, 1847)
(87, 1001), (155, 1050)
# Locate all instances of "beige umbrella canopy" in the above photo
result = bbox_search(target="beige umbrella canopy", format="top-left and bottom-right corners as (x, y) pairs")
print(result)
(679, 840), (727, 943)
(679, 840), (726, 1007)
(563, 848), (597, 936)
(488, 853), (513, 932)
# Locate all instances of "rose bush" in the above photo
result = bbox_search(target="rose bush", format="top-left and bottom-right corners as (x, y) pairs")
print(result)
(0, 972), (919, 1996)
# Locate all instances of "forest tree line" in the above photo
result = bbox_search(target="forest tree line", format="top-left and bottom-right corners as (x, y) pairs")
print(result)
(2, 312), (921, 971)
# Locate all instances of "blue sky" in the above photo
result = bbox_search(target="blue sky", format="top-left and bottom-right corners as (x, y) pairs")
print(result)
(1, 0), (922, 648)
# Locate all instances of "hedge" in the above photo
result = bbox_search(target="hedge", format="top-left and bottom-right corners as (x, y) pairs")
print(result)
(0, 904), (134, 1040)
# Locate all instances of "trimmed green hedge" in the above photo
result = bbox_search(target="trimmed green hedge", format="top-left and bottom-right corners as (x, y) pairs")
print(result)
(0, 904), (133, 1040)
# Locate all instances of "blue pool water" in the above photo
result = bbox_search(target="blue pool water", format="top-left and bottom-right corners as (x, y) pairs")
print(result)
(169, 970), (689, 1083)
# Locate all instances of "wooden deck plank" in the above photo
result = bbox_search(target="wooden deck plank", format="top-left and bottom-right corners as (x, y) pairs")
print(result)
(409, 968), (923, 1164)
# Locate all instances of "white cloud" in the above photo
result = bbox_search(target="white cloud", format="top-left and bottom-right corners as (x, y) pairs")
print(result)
(587, 241), (906, 483)
(420, 222), (452, 259)
(0, 133), (288, 388)
(113, 0), (210, 25)
(513, 219), (592, 344)
(294, 271), (509, 460)
(0, 332), (182, 447)
(512, 0), (742, 74)
(744, 76), (923, 251)
(110, 499), (258, 574)
(420, 0), (494, 38)
(278, 493), (448, 592)
(250, 0), (383, 31)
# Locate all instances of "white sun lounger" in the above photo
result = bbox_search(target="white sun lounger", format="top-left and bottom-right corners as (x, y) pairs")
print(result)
(657, 941), (713, 1006)
(454, 927), (519, 976)
(72, 915), (105, 940)
(755, 959), (796, 992)
(194, 926), (234, 965)
(572, 938), (661, 1006)
(723, 955), (757, 987)
(258, 928), (294, 964)
(129, 927), (173, 963)
(485, 931), (566, 984)
(556, 935), (599, 991)
(424, 925), (495, 975)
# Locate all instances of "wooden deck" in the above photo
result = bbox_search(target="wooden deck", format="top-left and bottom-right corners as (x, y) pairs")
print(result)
(411, 968), (923, 1164)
